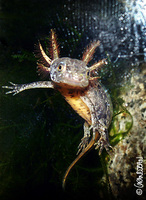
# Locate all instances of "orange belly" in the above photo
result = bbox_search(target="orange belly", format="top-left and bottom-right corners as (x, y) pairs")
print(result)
(58, 88), (91, 125)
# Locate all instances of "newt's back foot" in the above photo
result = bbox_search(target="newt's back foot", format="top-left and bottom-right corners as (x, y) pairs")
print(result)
(94, 137), (113, 155)
(77, 135), (90, 155)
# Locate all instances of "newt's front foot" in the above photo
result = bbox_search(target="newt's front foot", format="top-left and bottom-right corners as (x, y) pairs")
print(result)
(2, 82), (24, 95)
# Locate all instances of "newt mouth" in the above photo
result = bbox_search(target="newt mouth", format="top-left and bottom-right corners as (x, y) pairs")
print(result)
(62, 76), (89, 88)
(57, 79), (88, 88)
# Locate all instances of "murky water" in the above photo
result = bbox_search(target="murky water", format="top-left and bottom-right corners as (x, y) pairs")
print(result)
(0, 0), (145, 199)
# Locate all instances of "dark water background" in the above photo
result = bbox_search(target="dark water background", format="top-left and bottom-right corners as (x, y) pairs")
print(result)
(0, 0), (145, 199)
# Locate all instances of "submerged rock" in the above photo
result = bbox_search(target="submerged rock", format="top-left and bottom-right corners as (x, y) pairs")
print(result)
(108, 64), (145, 199)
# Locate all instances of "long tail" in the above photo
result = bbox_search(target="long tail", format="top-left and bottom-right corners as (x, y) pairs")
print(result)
(62, 133), (99, 189)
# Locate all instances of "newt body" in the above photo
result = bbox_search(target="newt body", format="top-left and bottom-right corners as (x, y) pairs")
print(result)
(3, 30), (113, 188)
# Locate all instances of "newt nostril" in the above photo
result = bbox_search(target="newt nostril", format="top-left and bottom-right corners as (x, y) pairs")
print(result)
(79, 74), (84, 81)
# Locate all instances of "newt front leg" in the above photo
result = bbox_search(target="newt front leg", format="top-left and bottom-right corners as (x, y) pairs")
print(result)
(2, 81), (54, 95)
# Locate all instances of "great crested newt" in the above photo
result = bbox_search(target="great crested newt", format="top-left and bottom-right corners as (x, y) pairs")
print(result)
(3, 29), (113, 188)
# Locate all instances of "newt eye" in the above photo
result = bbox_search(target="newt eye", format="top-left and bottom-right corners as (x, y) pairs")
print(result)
(86, 70), (90, 78)
(57, 64), (64, 72)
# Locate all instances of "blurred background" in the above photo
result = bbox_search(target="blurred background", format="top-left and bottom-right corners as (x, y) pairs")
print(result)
(0, 0), (145, 199)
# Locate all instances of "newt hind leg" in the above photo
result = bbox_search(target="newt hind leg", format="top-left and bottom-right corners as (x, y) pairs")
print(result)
(77, 122), (91, 155)
(94, 129), (113, 155)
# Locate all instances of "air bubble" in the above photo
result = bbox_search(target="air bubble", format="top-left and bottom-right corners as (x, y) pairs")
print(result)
(119, 16), (123, 21)
(104, 60), (108, 65)
(92, 16), (96, 21)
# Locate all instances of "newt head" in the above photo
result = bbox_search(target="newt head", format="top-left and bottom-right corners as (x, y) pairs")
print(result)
(50, 57), (90, 88)
(36, 29), (106, 89)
